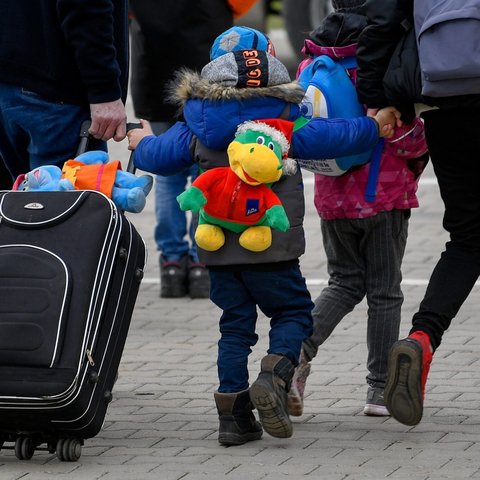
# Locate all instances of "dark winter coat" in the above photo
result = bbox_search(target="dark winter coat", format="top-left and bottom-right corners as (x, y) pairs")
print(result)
(0, 0), (129, 105)
(356, 0), (480, 121)
(129, 0), (233, 122)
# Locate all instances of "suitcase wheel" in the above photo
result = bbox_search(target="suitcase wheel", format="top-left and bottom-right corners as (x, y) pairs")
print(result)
(119, 247), (128, 262)
(56, 438), (82, 462)
(135, 267), (144, 282)
(14, 436), (35, 460)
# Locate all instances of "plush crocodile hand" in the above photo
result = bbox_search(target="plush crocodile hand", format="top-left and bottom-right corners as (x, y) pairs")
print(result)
(266, 205), (290, 232)
(177, 186), (207, 213)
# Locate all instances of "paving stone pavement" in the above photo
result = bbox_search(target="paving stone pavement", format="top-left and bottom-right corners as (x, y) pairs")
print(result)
(2, 31), (480, 480)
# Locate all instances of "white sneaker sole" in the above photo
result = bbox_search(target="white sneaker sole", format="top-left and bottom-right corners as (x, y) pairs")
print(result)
(363, 403), (390, 416)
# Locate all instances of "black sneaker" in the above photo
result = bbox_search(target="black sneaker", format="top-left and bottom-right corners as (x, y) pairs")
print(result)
(159, 255), (188, 298)
(188, 258), (210, 299)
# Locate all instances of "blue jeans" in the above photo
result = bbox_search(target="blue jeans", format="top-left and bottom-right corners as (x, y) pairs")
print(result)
(0, 82), (96, 180)
(151, 122), (199, 262)
(210, 265), (314, 393)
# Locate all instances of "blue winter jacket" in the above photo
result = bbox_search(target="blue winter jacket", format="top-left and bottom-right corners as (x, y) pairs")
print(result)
(133, 69), (379, 175)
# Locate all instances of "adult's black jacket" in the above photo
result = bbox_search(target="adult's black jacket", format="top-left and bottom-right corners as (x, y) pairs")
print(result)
(356, 0), (480, 121)
(356, 0), (414, 115)
(0, 0), (129, 105)
(129, 0), (233, 122)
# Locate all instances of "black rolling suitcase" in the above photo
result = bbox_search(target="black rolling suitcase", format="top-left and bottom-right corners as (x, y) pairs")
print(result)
(0, 127), (146, 461)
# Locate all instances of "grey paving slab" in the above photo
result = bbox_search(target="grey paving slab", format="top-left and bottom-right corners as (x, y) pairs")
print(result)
(2, 29), (480, 480)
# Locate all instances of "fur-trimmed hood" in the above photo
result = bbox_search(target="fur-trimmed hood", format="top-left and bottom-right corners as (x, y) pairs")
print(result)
(168, 69), (305, 151)
(169, 68), (305, 109)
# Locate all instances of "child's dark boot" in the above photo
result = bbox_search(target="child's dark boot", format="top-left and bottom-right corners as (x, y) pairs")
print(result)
(214, 389), (263, 446)
(249, 354), (294, 438)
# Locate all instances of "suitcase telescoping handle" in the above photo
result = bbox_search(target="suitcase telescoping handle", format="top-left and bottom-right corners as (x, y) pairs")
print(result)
(75, 120), (142, 174)
(126, 122), (143, 175)
(75, 119), (92, 158)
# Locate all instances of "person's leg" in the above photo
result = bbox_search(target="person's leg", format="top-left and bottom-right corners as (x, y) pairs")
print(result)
(289, 218), (366, 416)
(306, 218), (367, 358)
(363, 210), (407, 415)
(209, 269), (263, 445)
(154, 170), (191, 297)
(185, 163), (210, 299)
(210, 270), (260, 392)
(247, 266), (314, 365)
(0, 83), (30, 177)
(154, 171), (191, 261)
(0, 156), (14, 189)
(0, 82), (90, 178)
(151, 122), (209, 298)
(246, 265), (313, 438)
(386, 109), (480, 426)
(151, 121), (191, 297)
(363, 210), (406, 386)
(411, 109), (480, 346)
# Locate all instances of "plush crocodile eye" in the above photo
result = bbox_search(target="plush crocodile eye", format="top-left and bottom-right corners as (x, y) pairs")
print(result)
(256, 136), (265, 145)
(268, 142), (275, 150)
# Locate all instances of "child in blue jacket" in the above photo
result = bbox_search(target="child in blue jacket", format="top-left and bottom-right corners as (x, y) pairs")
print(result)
(127, 26), (398, 446)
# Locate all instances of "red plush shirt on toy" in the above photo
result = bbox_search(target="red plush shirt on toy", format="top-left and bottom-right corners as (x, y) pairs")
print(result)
(192, 167), (283, 225)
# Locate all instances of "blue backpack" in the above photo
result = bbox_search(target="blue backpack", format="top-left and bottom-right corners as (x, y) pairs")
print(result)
(415, 0), (480, 98)
(296, 54), (383, 202)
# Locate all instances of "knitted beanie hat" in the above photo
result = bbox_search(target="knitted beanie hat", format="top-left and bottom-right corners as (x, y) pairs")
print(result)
(201, 49), (291, 88)
(331, 0), (365, 11)
(210, 26), (276, 60)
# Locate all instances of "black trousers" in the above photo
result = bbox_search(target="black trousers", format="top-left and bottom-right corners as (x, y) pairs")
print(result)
(411, 109), (480, 350)
(0, 158), (13, 189)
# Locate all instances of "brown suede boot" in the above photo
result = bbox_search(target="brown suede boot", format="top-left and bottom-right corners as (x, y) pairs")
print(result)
(214, 389), (263, 446)
(249, 354), (294, 438)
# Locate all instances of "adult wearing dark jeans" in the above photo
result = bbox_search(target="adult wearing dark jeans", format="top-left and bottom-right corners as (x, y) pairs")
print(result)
(0, 0), (129, 185)
(356, 0), (480, 426)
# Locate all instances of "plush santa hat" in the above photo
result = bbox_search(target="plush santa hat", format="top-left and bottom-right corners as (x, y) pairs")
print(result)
(234, 119), (297, 175)
(236, 119), (293, 155)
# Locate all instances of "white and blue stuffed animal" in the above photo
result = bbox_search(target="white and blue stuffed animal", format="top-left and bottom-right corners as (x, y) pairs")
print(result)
(14, 151), (153, 213)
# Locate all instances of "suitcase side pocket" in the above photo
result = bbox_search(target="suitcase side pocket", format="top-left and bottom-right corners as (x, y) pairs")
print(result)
(0, 245), (70, 368)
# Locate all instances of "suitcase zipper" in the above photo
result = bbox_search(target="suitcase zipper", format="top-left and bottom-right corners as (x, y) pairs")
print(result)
(86, 349), (95, 366)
